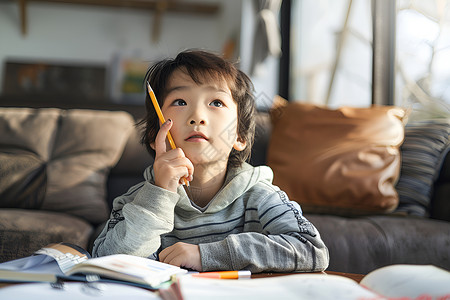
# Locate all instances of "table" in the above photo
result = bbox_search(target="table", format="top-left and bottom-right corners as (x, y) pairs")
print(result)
(252, 271), (364, 283)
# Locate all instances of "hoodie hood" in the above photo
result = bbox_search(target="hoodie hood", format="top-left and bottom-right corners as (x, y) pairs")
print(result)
(203, 162), (274, 213)
(143, 163), (274, 214)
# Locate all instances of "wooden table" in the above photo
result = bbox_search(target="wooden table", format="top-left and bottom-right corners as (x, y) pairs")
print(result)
(252, 270), (364, 283)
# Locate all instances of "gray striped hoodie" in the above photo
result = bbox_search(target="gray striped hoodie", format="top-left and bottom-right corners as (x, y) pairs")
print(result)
(92, 162), (329, 273)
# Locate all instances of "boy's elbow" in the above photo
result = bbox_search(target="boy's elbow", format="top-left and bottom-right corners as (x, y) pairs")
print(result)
(312, 245), (330, 272)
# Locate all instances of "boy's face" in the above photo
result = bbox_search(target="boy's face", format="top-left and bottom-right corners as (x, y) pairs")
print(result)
(159, 69), (246, 165)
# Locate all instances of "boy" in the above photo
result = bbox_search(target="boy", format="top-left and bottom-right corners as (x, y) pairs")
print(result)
(92, 50), (329, 273)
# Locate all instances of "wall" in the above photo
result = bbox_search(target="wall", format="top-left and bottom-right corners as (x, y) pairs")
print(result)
(0, 0), (242, 98)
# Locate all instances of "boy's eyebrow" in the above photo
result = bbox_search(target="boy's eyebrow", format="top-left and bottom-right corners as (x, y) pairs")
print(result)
(166, 85), (189, 94)
(166, 85), (230, 95)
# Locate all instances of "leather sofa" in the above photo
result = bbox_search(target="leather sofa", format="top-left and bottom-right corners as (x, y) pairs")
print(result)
(0, 106), (150, 262)
(0, 104), (449, 275)
(252, 108), (450, 274)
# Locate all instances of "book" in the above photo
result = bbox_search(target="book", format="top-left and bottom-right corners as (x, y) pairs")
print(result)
(0, 281), (160, 300)
(177, 264), (450, 300)
(0, 243), (187, 289)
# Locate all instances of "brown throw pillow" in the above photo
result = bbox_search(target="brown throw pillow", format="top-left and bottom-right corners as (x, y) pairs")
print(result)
(267, 102), (406, 215)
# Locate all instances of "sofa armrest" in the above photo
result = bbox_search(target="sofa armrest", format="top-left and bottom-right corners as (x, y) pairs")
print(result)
(430, 147), (450, 221)
(249, 112), (271, 167)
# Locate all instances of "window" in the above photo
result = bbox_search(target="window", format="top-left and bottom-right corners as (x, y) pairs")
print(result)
(396, 0), (450, 107)
(290, 0), (372, 107)
(287, 0), (450, 108)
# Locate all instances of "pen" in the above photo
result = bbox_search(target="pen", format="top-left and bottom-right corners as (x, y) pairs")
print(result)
(146, 81), (191, 191)
(191, 270), (251, 279)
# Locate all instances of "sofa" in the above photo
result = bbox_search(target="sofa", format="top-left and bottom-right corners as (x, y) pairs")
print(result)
(0, 103), (449, 275)
(0, 106), (151, 263)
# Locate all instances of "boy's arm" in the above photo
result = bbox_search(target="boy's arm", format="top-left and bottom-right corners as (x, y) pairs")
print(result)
(198, 191), (329, 273)
(92, 180), (179, 258)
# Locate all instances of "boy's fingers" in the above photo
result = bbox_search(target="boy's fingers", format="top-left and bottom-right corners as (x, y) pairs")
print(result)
(154, 119), (172, 155)
(186, 158), (194, 182)
(159, 244), (175, 263)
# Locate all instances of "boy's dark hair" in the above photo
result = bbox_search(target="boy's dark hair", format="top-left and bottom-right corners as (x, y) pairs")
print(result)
(138, 49), (256, 169)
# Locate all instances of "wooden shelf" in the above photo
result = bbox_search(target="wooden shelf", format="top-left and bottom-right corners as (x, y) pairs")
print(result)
(16, 0), (221, 40)
(0, 95), (147, 120)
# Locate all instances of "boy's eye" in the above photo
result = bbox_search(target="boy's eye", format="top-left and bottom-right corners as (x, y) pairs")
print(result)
(173, 99), (187, 106)
(210, 100), (224, 107)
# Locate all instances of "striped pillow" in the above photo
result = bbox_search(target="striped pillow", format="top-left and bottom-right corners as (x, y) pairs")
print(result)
(395, 120), (450, 216)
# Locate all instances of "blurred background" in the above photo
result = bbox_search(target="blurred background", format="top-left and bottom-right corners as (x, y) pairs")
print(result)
(0, 0), (449, 112)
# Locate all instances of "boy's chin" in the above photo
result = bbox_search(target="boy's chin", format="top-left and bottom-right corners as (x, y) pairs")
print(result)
(188, 155), (229, 167)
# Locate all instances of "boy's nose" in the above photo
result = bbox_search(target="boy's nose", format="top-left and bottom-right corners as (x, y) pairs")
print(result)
(188, 106), (207, 125)
(189, 119), (205, 125)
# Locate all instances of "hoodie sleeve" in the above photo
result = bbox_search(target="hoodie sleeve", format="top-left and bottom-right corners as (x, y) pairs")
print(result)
(198, 190), (329, 273)
(92, 180), (180, 258)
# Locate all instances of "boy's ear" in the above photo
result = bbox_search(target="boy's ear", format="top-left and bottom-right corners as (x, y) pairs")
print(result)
(233, 138), (246, 151)
(150, 142), (156, 150)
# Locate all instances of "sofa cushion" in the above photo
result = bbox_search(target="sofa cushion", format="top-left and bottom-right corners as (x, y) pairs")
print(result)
(0, 108), (135, 224)
(0, 209), (93, 262)
(267, 102), (406, 215)
(0, 109), (60, 209)
(42, 109), (134, 224)
(0, 151), (46, 209)
(307, 214), (450, 274)
(395, 120), (450, 217)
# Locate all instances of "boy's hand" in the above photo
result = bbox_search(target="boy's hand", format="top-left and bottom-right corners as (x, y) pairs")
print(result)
(159, 242), (202, 271)
(153, 120), (194, 193)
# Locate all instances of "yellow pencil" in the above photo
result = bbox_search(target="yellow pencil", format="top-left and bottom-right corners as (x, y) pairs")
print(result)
(146, 81), (190, 188)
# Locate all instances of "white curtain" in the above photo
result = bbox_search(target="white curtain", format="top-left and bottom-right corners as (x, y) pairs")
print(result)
(250, 0), (282, 75)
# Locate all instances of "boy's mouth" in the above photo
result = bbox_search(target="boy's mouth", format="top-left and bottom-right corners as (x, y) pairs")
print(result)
(185, 133), (208, 141)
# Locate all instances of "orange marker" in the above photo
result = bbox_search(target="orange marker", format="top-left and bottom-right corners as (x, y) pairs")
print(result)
(192, 270), (251, 279)
(146, 81), (190, 189)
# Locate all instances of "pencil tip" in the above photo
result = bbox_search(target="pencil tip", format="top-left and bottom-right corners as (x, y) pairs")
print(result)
(146, 81), (153, 92)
